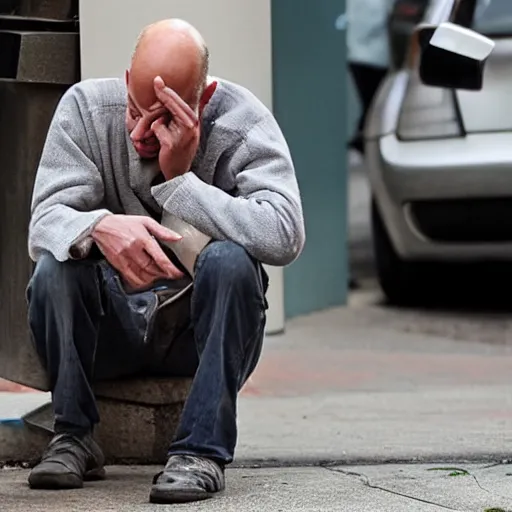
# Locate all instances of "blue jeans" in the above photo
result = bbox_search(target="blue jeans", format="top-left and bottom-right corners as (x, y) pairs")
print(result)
(26, 241), (268, 465)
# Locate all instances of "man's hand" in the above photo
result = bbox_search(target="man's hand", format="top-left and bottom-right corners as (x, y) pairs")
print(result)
(152, 76), (200, 181)
(152, 76), (217, 181)
(91, 215), (184, 290)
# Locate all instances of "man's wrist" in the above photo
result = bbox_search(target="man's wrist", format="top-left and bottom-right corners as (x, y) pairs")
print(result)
(90, 212), (113, 240)
(162, 167), (190, 182)
(90, 220), (103, 240)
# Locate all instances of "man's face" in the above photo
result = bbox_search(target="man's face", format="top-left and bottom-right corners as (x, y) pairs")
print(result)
(125, 69), (200, 160)
(125, 92), (170, 160)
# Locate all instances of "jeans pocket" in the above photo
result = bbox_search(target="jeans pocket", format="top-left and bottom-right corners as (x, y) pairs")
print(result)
(117, 276), (159, 345)
(100, 262), (159, 345)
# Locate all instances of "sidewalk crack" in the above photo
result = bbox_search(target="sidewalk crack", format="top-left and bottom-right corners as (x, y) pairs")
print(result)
(471, 473), (491, 495)
(323, 467), (461, 511)
(472, 472), (512, 504)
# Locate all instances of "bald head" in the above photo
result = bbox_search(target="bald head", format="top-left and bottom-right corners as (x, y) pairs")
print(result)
(125, 19), (210, 160)
(128, 19), (209, 109)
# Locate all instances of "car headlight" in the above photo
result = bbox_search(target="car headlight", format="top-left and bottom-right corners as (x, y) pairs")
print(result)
(397, 71), (465, 140)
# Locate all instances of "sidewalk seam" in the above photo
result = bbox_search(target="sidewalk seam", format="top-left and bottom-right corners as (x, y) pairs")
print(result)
(233, 455), (507, 469)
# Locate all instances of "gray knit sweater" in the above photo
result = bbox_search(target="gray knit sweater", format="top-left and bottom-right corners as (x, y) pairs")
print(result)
(28, 78), (305, 266)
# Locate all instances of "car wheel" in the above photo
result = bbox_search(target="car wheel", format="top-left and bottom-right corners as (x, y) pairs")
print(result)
(371, 199), (431, 306)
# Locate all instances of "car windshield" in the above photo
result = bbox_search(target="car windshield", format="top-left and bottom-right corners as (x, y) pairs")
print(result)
(472, 0), (512, 35)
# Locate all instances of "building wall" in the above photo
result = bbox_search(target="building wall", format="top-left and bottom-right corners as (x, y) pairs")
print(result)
(79, 0), (273, 106)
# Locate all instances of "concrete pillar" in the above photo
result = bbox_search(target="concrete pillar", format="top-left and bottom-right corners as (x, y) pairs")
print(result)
(271, 0), (349, 317)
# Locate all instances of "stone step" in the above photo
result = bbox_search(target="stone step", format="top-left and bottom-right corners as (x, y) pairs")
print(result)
(0, 379), (192, 465)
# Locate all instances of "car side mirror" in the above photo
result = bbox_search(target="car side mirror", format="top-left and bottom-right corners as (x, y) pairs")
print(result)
(417, 22), (495, 90)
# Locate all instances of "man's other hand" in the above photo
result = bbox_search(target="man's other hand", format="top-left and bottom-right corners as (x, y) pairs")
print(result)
(151, 76), (201, 181)
(92, 215), (184, 290)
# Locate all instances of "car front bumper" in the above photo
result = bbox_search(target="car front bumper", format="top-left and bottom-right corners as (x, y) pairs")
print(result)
(367, 132), (512, 261)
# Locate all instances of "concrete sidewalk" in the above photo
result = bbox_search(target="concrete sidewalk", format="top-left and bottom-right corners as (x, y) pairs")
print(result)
(3, 296), (512, 510)
(3, 463), (512, 511)
(235, 301), (512, 465)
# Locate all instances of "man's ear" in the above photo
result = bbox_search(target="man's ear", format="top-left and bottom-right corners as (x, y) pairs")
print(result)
(125, 69), (130, 86)
(199, 81), (218, 116)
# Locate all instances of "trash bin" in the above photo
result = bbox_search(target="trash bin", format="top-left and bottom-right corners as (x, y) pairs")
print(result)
(0, 10), (79, 390)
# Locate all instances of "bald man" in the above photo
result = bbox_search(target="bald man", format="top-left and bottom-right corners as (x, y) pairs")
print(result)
(26, 19), (304, 503)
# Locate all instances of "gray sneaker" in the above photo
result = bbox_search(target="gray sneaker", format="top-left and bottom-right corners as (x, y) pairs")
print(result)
(28, 432), (105, 489)
(150, 454), (225, 503)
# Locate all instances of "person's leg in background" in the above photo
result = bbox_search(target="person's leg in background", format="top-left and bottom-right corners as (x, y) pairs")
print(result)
(346, 0), (393, 290)
(150, 240), (268, 504)
(347, 63), (388, 290)
(26, 253), (157, 489)
(348, 62), (388, 155)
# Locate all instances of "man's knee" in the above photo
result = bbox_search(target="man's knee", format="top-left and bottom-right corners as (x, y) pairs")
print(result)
(195, 241), (263, 296)
(28, 254), (60, 300)
(27, 253), (95, 305)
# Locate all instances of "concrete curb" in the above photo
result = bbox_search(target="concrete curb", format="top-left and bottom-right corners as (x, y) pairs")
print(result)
(231, 454), (511, 469)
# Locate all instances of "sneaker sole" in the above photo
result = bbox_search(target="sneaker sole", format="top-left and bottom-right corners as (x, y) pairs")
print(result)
(29, 467), (106, 489)
(149, 486), (215, 504)
(85, 467), (106, 481)
(28, 472), (83, 490)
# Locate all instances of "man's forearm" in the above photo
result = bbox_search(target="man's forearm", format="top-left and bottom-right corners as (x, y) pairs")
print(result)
(29, 206), (112, 262)
(151, 173), (304, 266)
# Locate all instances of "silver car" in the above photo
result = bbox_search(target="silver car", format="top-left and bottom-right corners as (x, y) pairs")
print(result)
(366, 0), (512, 304)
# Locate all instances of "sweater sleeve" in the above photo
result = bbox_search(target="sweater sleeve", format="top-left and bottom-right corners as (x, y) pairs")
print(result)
(28, 86), (111, 262)
(151, 115), (305, 266)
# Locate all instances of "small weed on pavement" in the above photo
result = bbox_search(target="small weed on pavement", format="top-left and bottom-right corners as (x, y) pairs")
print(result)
(428, 467), (470, 477)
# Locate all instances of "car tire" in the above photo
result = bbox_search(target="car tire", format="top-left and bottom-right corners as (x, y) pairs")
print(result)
(371, 199), (431, 306)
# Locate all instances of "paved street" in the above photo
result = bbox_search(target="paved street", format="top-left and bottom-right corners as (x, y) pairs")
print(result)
(3, 159), (512, 511)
